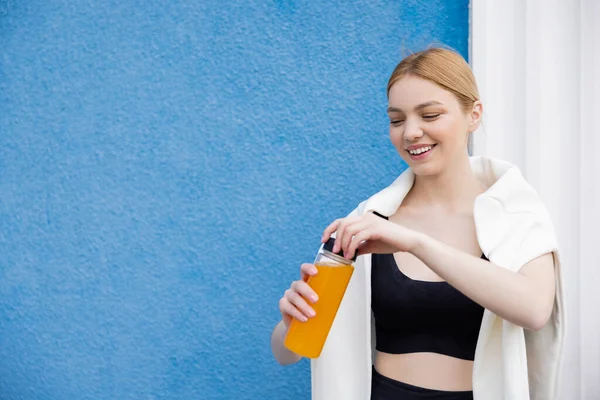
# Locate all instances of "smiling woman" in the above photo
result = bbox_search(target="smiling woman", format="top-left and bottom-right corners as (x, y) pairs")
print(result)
(386, 48), (482, 178)
(271, 47), (564, 400)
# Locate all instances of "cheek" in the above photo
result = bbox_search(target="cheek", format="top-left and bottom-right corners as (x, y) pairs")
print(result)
(390, 129), (413, 164)
(389, 127), (405, 150)
(428, 118), (465, 146)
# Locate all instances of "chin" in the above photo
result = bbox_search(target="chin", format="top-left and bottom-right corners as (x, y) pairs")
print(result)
(406, 161), (442, 177)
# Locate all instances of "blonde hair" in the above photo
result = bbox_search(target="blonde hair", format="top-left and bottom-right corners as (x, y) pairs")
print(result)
(387, 48), (479, 114)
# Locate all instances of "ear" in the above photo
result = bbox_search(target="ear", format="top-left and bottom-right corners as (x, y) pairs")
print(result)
(468, 101), (483, 133)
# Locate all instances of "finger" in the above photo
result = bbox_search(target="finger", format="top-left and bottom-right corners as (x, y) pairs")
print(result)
(333, 218), (351, 253)
(346, 228), (374, 260)
(280, 296), (309, 322)
(322, 219), (342, 243)
(329, 217), (361, 252)
(288, 290), (317, 319)
(292, 280), (319, 303)
(339, 220), (369, 256)
(300, 263), (318, 281)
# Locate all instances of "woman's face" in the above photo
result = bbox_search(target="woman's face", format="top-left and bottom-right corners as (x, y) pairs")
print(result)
(387, 75), (480, 176)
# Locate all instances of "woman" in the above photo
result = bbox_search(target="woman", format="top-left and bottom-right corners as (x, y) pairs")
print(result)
(270, 48), (564, 400)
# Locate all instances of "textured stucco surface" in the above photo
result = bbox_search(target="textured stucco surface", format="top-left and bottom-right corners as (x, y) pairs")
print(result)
(0, 1), (468, 399)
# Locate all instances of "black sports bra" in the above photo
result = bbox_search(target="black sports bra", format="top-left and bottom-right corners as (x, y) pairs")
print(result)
(370, 215), (486, 361)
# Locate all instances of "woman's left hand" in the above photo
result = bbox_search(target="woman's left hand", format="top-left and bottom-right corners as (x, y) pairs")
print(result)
(321, 212), (423, 260)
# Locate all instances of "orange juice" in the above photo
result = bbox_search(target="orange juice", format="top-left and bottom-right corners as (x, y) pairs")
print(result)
(284, 262), (354, 358)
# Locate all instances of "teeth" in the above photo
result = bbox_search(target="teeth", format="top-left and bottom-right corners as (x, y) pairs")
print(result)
(408, 145), (432, 155)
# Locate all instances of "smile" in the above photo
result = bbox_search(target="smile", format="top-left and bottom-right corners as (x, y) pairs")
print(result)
(407, 145), (434, 155)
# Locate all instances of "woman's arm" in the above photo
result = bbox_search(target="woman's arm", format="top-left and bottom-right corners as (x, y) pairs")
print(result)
(326, 213), (557, 331)
(411, 233), (556, 331)
(271, 320), (302, 365)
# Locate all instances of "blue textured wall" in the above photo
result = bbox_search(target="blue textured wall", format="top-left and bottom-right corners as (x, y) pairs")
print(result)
(0, 1), (468, 399)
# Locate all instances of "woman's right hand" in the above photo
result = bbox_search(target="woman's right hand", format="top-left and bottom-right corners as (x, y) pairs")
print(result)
(279, 263), (320, 329)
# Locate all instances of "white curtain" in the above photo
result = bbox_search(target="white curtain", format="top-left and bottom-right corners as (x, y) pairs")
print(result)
(470, 0), (600, 398)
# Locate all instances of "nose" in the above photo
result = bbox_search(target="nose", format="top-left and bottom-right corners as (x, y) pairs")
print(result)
(403, 118), (424, 142)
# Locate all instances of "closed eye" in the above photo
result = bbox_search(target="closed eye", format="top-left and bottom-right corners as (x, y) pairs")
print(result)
(390, 120), (405, 126)
(423, 114), (440, 120)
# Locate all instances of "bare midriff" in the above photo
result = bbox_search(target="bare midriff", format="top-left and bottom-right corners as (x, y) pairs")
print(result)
(374, 351), (473, 391)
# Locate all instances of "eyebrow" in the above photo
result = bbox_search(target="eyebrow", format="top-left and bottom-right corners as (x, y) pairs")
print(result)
(387, 101), (444, 113)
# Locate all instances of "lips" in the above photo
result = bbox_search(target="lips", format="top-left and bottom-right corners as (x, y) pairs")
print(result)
(407, 145), (434, 155)
(406, 144), (436, 160)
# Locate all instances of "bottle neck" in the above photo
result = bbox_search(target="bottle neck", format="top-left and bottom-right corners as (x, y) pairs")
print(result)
(320, 249), (354, 266)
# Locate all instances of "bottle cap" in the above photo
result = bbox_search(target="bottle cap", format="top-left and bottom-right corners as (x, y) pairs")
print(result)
(322, 237), (358, 262)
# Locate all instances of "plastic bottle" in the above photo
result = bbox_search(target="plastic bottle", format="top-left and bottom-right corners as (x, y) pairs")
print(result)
(284, 237), (357, 358)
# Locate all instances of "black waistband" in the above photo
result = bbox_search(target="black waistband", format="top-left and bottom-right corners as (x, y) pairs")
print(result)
(371, 367), (473, 400)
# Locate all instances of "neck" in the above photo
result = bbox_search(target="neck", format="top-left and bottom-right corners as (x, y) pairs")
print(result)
(408, 154), (485, 213)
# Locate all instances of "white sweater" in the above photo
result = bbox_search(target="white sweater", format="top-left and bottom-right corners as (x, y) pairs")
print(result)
(310, 156), (565, 400)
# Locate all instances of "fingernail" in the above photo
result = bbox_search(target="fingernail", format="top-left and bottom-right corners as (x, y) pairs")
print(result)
(307, 309), (316, 317)
(300, 315), (308, 322)
(311, 294), (318, 302)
